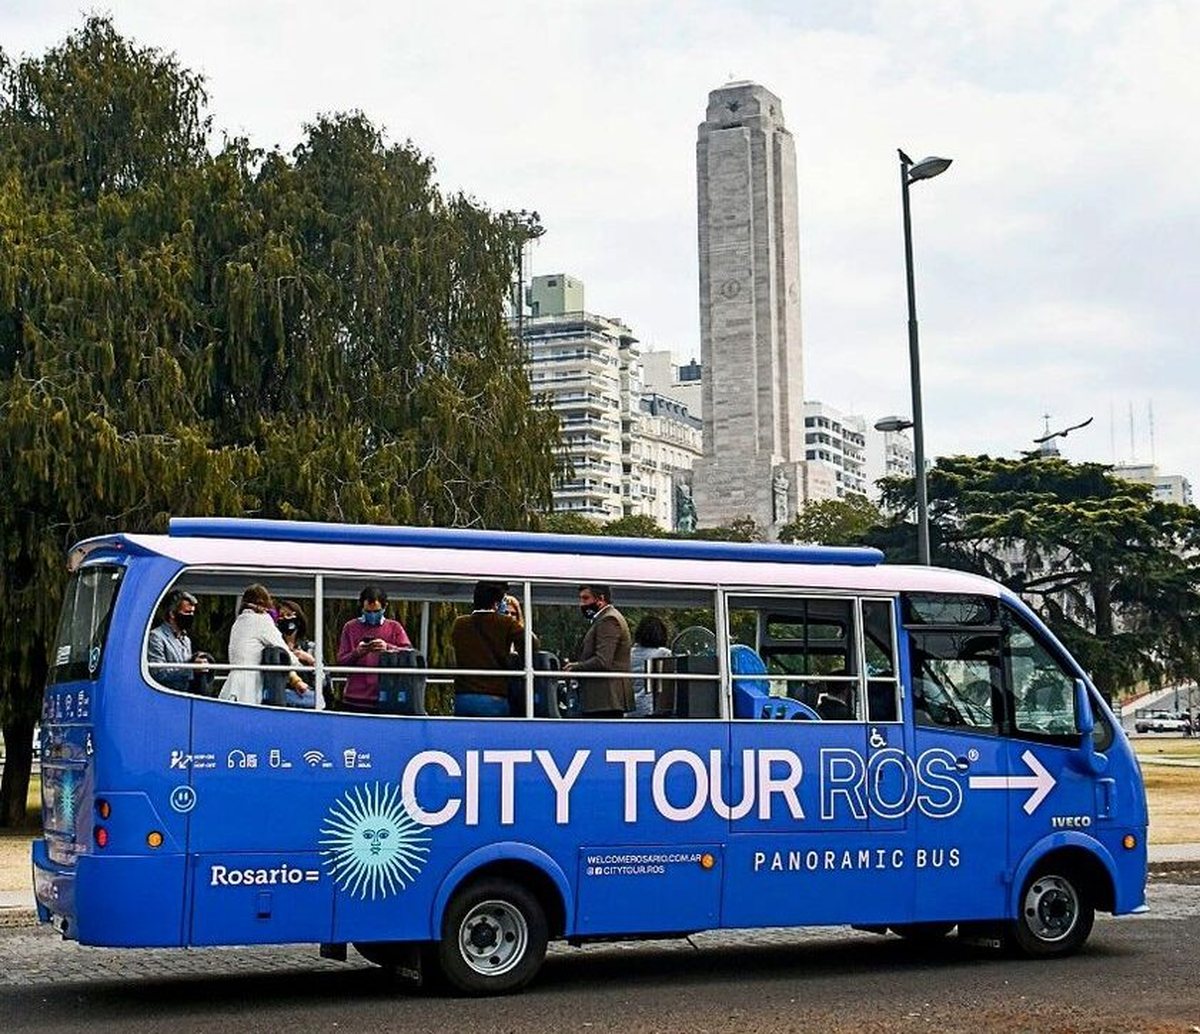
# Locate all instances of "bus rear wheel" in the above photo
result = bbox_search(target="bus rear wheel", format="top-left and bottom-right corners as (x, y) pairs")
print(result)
(1008, 867), (1094, 958)
(437, 877), (548, 995)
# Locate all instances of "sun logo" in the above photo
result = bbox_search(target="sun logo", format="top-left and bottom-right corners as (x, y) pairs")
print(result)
(319, 782), (431, 900)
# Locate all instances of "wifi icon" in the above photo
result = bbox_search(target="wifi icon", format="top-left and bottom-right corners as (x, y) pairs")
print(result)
(303, 750), (328, 767)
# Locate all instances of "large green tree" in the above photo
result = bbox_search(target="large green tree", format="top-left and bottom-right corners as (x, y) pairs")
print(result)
(779, 495), (882, 547)
(874, 455), (1200, 703)
(0, 17), (558, 825)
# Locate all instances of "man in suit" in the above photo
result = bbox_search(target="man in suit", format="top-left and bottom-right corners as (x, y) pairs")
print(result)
(565, 584), (632, 718)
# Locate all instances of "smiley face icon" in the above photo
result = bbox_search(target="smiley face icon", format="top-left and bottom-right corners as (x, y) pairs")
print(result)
(169, 785), (197, 814)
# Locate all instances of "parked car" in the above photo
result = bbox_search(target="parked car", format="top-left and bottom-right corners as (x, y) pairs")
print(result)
(1134, 709), (1192, 734)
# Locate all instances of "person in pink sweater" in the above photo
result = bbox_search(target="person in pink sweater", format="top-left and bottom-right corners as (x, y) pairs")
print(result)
(336, 585), (412, 712)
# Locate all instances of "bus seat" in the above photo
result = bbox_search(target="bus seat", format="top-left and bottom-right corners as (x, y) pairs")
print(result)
(376, 650), (427, 716)
(260, 646), (291, 707)
(509, 652), (566, 718)
(673, 655), (720, 719)
(730, 643), (770, 719)
(533, 652), (566, 719)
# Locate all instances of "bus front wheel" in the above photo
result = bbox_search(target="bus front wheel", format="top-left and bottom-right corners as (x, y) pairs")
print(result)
(1007, 866), (1094, 958)
(438, 877), (548, 995)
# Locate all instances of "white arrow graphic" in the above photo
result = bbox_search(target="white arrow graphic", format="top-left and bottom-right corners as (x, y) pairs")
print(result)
(968, 749), (1056, 815)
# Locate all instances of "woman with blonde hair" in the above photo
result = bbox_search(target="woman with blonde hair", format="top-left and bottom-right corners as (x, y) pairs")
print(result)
(220, 584), (309, 705)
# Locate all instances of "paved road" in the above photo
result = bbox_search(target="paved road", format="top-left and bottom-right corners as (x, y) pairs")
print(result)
(3, 878), (1199, 1034)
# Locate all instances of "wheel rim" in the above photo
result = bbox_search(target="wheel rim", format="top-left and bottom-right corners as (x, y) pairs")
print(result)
(457, 899), (529, 977)
(1023, 875), (1079, 943)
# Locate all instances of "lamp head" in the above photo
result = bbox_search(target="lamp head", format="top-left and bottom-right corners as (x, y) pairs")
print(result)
(908, 156), (953, 182)
(875, 416), (914, 433)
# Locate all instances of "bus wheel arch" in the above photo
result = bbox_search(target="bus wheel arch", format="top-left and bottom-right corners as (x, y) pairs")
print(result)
(432, 844), (571, 943)
(1010, 836), (1117, 919)
(1007, 841), (1114, 958)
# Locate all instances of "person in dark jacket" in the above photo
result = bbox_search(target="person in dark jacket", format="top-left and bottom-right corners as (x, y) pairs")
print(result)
(565, 584), (632, 717)
(450, 581), (531, 717)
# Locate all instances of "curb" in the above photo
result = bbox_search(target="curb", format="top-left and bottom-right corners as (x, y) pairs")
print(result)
(1149, 860), (1200, 878)
(0, 908), (37, 929)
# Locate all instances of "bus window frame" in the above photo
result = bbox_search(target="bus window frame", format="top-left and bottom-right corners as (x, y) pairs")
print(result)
(722, 589), (901, 724)
(141, 566), (729, 720)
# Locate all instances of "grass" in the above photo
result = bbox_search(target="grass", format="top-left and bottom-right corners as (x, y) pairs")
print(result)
(1132, 737), (1200, 761)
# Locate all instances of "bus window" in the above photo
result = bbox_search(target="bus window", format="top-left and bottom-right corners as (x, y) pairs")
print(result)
(862, 598), (900, 722)
(530, 582), (719, 718)
(727, 595), (861, 720)
(53, 565), (124, 684)
(145, 571), (317, 703)
(908, 628), (1003, 732)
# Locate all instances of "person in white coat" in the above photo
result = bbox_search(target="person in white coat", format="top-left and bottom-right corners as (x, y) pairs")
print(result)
(220, 584), (309, 705)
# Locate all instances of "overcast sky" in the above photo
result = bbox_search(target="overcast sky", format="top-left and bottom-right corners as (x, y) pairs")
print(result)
(4, 1), (1197, 485)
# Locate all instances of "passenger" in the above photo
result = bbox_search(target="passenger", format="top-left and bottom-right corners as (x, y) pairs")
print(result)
(815, 681), (855, 720)
(146, 590), (208, 693)
(450, 581), (534, 718)
(221, 584), (309, 705)
(276, 600), (322, 709)
(628, 615), (673, 717)
(565, 584), (633, 718)
(336, 585), (412, 713)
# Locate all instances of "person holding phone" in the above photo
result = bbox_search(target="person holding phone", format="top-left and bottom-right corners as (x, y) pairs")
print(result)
(336, 585), (412, 712)
(450, 581), (535, 717)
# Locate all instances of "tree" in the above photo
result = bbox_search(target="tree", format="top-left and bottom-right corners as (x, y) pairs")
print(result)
(779, 495), (882, 547)
(690, 516), (764, 542)
(603, 515), (669, 539)
(875, 455), (1200, 703)
(0, 17), (558, 825)
(539, 513), (604, 537)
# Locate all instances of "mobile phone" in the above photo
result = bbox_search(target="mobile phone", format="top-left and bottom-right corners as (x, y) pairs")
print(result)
(496, 599), (508, 615)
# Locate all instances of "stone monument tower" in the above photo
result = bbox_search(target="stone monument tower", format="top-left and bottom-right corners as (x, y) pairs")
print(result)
(692, 81), (806, 536)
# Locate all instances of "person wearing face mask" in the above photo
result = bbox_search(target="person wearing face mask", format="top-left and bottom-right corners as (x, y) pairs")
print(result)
(276, 600), (325, 709)
(336, 585), (413, 712)
(222, 584), (310, 705)
(564, 584), (632, 718)
(147, 590), (207, 693)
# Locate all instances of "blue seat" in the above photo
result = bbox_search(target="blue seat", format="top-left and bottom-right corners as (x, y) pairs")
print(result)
(730, 644), (819, 721)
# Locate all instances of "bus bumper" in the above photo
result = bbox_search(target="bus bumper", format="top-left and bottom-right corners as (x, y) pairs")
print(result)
(31, 840), (186, 947)
(31, 838), (76, 935)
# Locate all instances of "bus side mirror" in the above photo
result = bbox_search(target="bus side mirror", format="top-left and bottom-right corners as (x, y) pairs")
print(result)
(1073, 678), (1107, 774)
(1075, 678), (1095, 735)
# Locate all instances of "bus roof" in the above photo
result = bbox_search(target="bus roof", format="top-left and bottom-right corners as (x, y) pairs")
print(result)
(167, 517), (885, 567)
(67, 518), (1001, 597)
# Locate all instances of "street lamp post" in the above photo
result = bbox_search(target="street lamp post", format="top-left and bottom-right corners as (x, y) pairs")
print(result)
(898, 150), (952, 565)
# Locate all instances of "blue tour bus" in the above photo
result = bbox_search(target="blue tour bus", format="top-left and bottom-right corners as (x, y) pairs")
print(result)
(33, 518), (1147, 993)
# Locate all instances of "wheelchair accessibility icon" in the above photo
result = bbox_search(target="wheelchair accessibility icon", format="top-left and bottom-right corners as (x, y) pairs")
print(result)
(169, 785), (197, 814)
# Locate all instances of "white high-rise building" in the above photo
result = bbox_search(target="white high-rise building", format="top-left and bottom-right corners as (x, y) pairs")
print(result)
(642, 349), (703, 419)
(1112, 462), (1194, 506)
(802, 402), (868, 500)
(523, 275), (627, 520)
(864, 425), (915, 497)
(522, 276), (704, 530)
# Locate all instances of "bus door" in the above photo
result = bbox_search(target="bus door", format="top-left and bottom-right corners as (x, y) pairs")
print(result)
(723, 594), (909, 929)
(904, 594), (1010, 922)
(1002, 612), (1107, 868)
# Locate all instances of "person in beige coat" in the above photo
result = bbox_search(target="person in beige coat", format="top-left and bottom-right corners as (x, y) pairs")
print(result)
(565, 584), (633, 717)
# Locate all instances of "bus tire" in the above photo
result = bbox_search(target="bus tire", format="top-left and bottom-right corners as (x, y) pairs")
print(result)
(437, 877), (548, 995)
(889, 921), (955, 943)
(1007, 866), (1094, 959)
